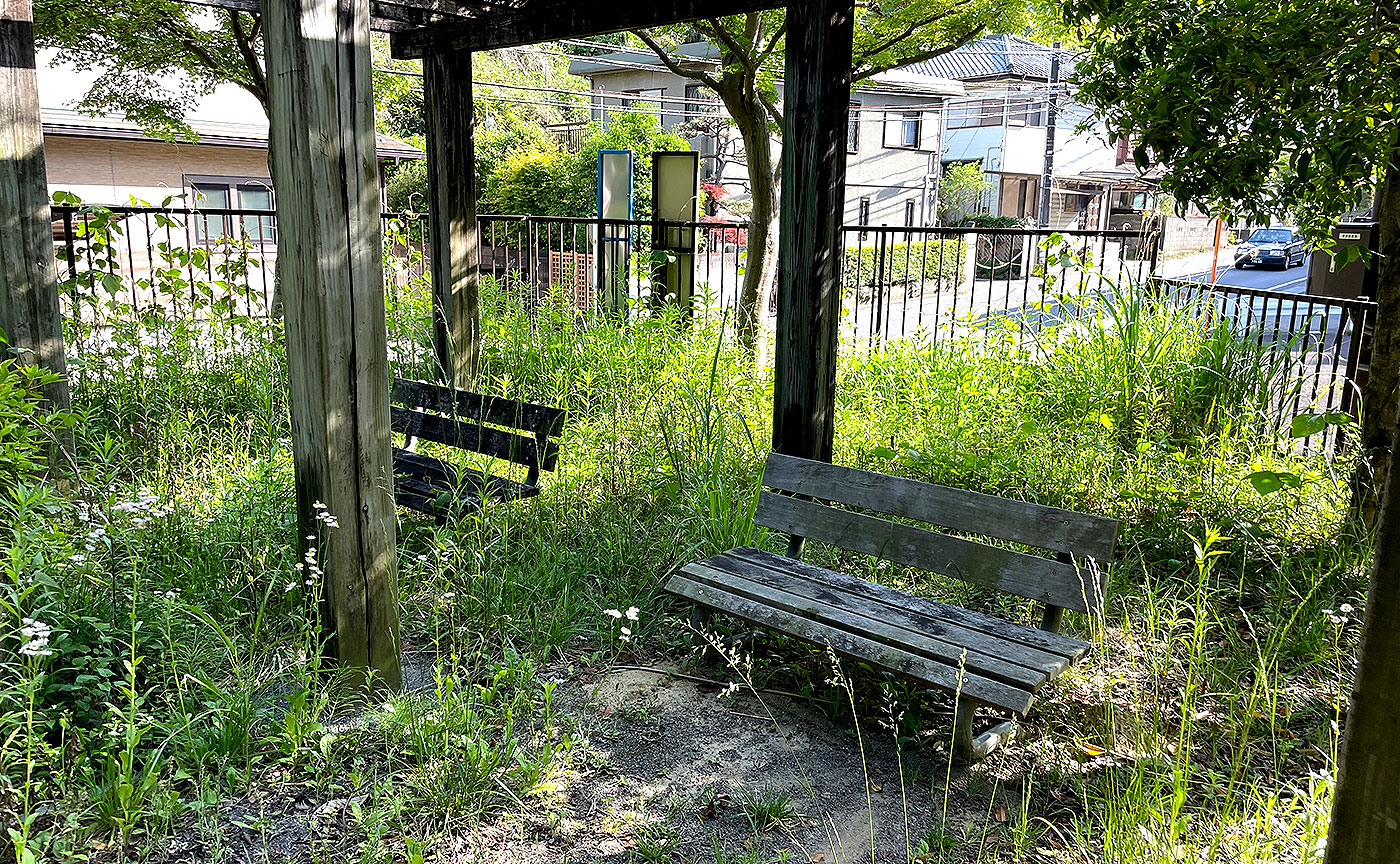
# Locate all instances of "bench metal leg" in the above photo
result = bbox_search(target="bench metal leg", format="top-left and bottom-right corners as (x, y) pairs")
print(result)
(953, 699), (1017, 762)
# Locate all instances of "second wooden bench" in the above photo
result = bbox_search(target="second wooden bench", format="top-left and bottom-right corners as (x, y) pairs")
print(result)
(668, 452), (1118, 760)
(390, 377), (566, 521)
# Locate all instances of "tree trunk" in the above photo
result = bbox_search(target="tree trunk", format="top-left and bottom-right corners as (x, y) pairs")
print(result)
(732, 104), (780, 352)
(1353, 131), (1400, 528)
(1324, 386), (1400, 862)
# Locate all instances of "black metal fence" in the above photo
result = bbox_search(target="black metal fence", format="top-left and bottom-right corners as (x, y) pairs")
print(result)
(51, 204), (1373, 452)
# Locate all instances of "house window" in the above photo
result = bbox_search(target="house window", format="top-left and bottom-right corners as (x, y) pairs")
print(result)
(900, 112), (920, 148)
(947, 99), (1004, 130)
(858, 197), (871, 238)
(847, 102), (860, 153)
(1006, 96), (1045, 127)
(904, 200), (916, 227)
(190, 178), (276, 244)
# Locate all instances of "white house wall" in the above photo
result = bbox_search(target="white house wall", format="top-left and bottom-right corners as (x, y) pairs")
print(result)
(585, 70), (946, 227)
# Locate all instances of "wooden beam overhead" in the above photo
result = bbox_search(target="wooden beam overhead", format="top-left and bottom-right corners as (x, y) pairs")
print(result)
(390, 0), (785, 59)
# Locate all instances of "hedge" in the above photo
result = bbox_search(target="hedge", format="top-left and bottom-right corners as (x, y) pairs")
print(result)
(843, 238), (966, 295)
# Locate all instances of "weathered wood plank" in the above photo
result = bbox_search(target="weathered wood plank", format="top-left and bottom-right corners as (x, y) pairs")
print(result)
(264, 0), (400, 689)
(701, 551), (1077, 677)
(727, 546), (1091, 659)
(763, 453), (1119, 560)
(0, 0), (72, 441)
(423, 51), (479, 389)
(753, 493), (1103, 614)
(681, 561), (1049, 690)
(393, 447), (539, 500)
(390, 0), (788, 58)
(771, 0), (854, 463)
(668, 574), (1033, 714)
(392, 377), (566, 436)
(391, 405), (557, 470)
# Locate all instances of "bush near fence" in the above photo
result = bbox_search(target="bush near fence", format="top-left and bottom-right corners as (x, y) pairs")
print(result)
(844, 239), (965, 297)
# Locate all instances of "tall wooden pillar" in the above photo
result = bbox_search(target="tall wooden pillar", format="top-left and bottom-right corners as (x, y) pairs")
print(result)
(263, 0), (401, 688)
(424, 48), (478, 389)
(772, 0), (854, 462)
(0, 0), (72, 421)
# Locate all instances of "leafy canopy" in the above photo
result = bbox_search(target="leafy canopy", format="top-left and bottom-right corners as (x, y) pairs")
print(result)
(34, 0), (266, 140)
(1064, 0), (1395, 237)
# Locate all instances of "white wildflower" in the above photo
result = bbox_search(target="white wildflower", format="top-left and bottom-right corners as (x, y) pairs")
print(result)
(19, 618), (53, 658)
(603, 609), (623, 619)
(625, 606), (639, 622)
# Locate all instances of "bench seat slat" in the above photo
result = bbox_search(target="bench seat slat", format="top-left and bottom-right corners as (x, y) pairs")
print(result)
(763, 453), (1118, 560)
(391, 405), (559, 471)
(700, 551), (1079, 678)
(755, 493), (1102, 614)
(681, 560), (1050, 690)
(667, 573), (1034, 714)
(391, 449), (539, 519)
(392, 377), (566, 437)
(727, 547), (1089, 660)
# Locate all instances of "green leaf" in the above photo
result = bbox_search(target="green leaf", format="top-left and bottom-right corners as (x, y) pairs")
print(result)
(870, 446), (899, 460)
(1245, 470), (1303, 495)
(1017, 419), (1040, 435)
(1289, 413), (1329, 438)
(1290, 411), (1354, 438)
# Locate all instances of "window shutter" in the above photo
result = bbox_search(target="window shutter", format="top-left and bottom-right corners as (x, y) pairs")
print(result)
(919, 111), (939, 151)
(882, 111), (902, 148)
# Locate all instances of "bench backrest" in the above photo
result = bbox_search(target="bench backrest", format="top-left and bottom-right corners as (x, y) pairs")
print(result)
(754, 453), (1118, 615)
(391, 378), (566, 483)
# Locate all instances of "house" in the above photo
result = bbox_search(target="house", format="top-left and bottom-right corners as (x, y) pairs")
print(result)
(35, 53), (422, 220)
(567, 43), (964, 226)
(914, 34), (1214, 249)
(41, 108), (422, 218)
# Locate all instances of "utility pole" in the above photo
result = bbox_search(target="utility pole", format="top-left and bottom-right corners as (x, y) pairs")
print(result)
(1038, 41), (1061, 229)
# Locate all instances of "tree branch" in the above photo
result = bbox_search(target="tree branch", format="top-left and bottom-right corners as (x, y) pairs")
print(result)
(853, 0), (978, 63)
(854, 22), (989, 81)
(228, 10), (268, 110)
(632, 28), (724, 92)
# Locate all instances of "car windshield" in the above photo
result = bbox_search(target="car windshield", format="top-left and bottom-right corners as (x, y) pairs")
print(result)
(1248, 229), (1293, 244)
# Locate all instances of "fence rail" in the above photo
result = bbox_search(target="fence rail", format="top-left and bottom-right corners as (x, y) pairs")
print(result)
(50, 203), (1372, 453)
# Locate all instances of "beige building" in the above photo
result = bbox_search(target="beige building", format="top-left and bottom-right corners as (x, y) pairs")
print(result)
(42, 108), (422, 214)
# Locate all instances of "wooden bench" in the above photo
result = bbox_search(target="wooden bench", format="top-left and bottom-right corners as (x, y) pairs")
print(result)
(390, 377), (566, 520)
(666, 452), (1118, 760)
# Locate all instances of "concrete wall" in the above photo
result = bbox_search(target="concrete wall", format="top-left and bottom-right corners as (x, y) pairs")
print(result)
(44, 135), (272, 205)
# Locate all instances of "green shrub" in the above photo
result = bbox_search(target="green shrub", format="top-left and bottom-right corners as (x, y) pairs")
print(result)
(385, 160), (427, 212)
(843, 239), (965, 295)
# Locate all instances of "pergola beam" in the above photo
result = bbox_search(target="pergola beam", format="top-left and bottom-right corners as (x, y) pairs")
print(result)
(390, 0), (785, 59)
(0, 0), (72, 438)
(263, 0), (402, 689)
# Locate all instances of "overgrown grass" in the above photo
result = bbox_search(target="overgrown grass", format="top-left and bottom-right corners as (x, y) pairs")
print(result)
(0, 266), (1366, 863)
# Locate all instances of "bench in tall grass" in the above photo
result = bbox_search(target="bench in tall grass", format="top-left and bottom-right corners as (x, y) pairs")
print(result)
(667, 453), (1118, 760)
(390, 378), (566, 521)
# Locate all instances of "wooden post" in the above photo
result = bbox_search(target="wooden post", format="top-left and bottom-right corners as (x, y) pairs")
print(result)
(0, 0), (73, 427)
(772, 0), (854, 462)
(263, 0), (401, 689)
(424, 47), (479, 389)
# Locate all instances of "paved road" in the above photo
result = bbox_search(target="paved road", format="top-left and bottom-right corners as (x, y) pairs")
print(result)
(1169, 254), (1313, 294)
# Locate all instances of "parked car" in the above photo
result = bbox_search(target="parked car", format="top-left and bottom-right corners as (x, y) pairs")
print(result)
(1235, 227), (1307, 269)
